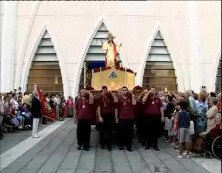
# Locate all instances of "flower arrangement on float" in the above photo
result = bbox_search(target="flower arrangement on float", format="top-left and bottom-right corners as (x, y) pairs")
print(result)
(85, 86), (94, 91)
(133, 85), (143, 91)
(92, 66), (136, 74)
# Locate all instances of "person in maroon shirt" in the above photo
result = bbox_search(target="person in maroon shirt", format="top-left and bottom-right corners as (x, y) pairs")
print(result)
(117, 86), (136, 151)
(142, 89), (164, 151)
(74, 89), (94, 151)
(97, 87), (118, 151)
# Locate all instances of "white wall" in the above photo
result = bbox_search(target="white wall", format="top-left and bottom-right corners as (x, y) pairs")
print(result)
(0, 1), (221, 97)
(0, 2), (2, 91)
(0, 1), (17, 92)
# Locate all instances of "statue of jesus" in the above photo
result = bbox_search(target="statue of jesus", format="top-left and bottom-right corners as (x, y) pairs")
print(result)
(102, 33), (122, 68)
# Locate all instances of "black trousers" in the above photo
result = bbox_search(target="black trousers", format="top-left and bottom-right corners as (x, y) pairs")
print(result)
(144, 115), (161, 148)
(99, 113), (114, 147)
(77, 119), (91, 147)
(118, 119), (134, 148)
(42, 116), (47, 124)
(136, 115), (146, 143)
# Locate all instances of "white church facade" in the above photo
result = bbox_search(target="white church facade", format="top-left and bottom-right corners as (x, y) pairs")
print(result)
(0, 1), (221, 97)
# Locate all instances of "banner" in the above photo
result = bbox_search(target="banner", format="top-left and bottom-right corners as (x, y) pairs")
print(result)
(36, 86), (57, 121)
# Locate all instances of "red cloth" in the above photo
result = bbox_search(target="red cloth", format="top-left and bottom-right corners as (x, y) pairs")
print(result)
(62, 102), (67, 117)
(37, 86), (57, 121)
(66, 99), (73, 107)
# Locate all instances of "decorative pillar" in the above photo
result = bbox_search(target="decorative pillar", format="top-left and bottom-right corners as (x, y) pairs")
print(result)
(0, 1), (17, 92)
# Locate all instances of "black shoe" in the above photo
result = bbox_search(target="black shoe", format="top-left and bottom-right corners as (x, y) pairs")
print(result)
(127, 147), (133, 152)
(119, 146), (124, 150)
(145, 146), (150, 150)
(101, 145), (106, 149)
(83, 147), (89, 151)
(77, 145), (82, 150)
(142, 141), (146, 146)
(153, 147), (160, 151)
(107, 146), (112, 151)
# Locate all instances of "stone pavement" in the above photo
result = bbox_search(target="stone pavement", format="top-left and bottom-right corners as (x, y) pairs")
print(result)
(0, 118), (221, 173)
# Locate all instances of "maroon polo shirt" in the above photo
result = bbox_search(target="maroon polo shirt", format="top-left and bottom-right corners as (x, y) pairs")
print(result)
(75, 98), (93, 120)
(118, 96), (135, 119)
(143, 97), (163, 116)
(98, 97), (116, 115)
(135, 101), (144, 118)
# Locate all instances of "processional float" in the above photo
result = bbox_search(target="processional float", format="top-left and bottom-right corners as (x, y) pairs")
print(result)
(91, 33), (136, 91)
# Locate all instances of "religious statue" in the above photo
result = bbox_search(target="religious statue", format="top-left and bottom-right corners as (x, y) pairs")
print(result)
(101, 33), (122, 68)
(91, 33), (136, 90)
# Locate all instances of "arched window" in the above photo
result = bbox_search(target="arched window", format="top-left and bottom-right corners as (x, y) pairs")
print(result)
(215, 57), (221, 92)
(79, 23), (120, 89)
(27, 31), (63, 93)
(142, 31), (177, 92)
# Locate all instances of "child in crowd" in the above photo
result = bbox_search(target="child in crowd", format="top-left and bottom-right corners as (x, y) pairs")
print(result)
(177, 100), (191, 159)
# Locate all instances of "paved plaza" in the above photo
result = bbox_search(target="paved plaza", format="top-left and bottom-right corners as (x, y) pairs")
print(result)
(0, 119), (221, 173)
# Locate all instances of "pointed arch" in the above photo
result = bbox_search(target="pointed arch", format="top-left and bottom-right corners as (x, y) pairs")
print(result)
(141, 30), (177, 91)
(23, 27), (65, 94)
(15, 1), (41, 89)
(137, 25), (161, 86)
(75, 17), (123, 92)
(21, 26), (47, 90)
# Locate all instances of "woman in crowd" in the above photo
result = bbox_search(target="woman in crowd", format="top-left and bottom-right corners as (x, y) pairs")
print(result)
(205, 97), (218, 133)
(164, 95), (175, 143)
(10, 93), (19, 111)
(4, 96), (19, 130)
(195, 92), (208, 134)
(216, 92), (221, 113)
(66, 96), (74, 118)
(19, 103), (32, 128)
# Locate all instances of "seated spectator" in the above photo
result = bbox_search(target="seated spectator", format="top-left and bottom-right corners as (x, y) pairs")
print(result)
(4, 98), (19, 130)
(14, 109), (25, 129)
(22, 92), (32, 111)
(206, 97), (218, 132)
(19, 103), (33, 129)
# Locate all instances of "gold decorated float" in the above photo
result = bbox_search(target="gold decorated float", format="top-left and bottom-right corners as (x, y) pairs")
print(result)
(91, 33), (136, 90)
(91, 67), (136, 90)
